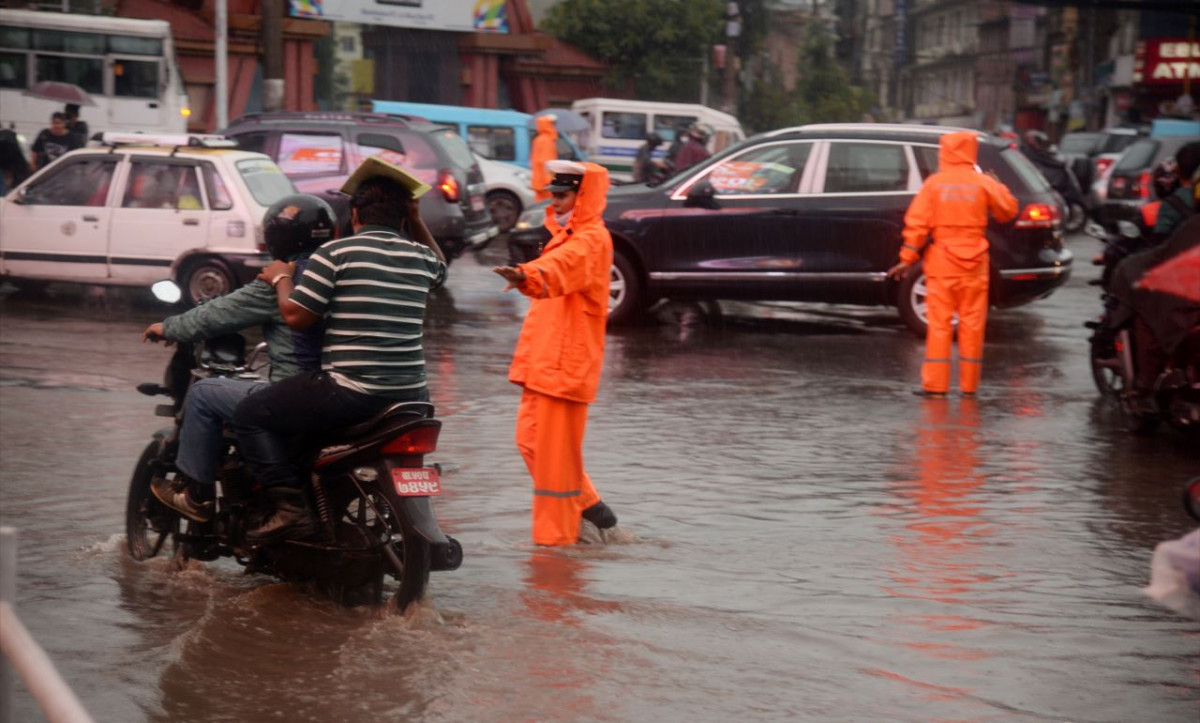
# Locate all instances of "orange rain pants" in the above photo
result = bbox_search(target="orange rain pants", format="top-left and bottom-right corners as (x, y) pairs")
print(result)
(923, 268), (989, 394)
(516, 388), (601, 546)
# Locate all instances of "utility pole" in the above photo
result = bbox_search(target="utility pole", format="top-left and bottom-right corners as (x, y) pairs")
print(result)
(216, 0), (228, 128)
(723, 2), (741, 113)
(262, 0), (284, 112)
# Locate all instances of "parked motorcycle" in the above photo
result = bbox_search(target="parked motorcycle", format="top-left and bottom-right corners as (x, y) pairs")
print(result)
(124, 281), (462, 609)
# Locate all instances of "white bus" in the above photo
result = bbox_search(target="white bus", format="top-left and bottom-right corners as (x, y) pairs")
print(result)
(0, 9), (188, 145)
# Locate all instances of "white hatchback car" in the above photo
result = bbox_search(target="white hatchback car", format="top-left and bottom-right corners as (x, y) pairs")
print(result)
(474, 152), (534, 234)
(0, 134), (295, 305)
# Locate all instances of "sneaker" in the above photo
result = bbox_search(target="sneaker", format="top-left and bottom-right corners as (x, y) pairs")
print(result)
(912, 389), (948, 399)
(582, 500), (618, 530)
(245, 487), (318, 545)
(151, 476), (214, 523)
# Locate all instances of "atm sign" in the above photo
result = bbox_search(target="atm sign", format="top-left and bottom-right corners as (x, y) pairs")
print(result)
(1134, 40), (1200, 85)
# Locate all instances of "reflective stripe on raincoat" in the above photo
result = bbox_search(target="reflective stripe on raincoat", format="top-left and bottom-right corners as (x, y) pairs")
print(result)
(509, 162), (613, 403)
(900, 131), (1018, 276)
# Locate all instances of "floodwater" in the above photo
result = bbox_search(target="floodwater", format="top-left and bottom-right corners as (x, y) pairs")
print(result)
(1, 234), (1197, 722)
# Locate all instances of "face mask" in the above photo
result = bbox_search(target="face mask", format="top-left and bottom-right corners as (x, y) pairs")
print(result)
(556, 209), (573, 227)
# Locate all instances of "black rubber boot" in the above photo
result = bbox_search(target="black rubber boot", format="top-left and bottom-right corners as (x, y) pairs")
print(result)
(582, 500), (618, 530)
(246, 487), (318, 545)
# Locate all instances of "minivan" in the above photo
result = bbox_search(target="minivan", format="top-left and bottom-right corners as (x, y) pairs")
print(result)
(368, 101), (584, 170)
(570, 98), (746, 182)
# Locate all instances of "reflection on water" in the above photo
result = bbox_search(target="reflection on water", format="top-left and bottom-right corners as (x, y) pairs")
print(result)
(1, 240), (1198, 722)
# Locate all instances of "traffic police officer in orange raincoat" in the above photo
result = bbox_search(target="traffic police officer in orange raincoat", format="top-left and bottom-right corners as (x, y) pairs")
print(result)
(888, 131), (1018, 397)
(530, 115), (558, 203)
(493, 160), (619, 545)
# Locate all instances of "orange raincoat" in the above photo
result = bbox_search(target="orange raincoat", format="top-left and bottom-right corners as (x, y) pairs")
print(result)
(510, 162), (613, 545)
(900, 131), (1018, 394)
(530, 115), (558, 203)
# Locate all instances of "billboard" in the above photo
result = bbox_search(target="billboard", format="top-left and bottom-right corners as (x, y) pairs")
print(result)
(287, 0), (510, 33)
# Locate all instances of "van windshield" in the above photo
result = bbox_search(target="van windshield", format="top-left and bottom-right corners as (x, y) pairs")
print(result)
(236, 158), (295, 206)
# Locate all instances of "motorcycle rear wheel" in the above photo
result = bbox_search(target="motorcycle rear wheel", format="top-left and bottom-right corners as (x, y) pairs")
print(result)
(125, 441), (179, 561)
(334, 483), (431, 611)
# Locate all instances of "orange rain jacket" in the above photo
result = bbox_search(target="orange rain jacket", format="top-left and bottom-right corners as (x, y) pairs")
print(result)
(530, 116), (558, 202)
(509, 162), (613, 403)
(899, 131), (1019, 276)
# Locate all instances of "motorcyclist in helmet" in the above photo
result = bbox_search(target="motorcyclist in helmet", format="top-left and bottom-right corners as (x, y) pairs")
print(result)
(1019, 130), (1085, 215)
(633, 131), (665, 184)
(141, 194), (337, 523)
(673, 123), (712, 175)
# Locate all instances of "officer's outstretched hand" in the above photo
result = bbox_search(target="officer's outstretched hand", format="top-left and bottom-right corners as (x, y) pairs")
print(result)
(492, 265), (527, 292)
(887, 261), (913, 281)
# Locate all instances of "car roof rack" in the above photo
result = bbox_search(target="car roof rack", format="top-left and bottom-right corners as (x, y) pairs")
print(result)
(98, 132), (239, 152)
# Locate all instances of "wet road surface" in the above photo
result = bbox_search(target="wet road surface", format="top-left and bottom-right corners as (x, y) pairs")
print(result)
(1, 233), (1197, 722)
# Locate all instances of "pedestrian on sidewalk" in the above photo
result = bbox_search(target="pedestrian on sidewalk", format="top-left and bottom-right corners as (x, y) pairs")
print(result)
(492, 160), (621, 546)
(887, 131), (1017, 398)
(30, 111), (81, 171)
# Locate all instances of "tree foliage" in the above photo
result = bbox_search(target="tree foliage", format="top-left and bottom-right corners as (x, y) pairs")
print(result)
(542, 0), (723, 100)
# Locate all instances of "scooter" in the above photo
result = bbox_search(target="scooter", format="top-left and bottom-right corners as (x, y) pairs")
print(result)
(124, 281), (462, 609)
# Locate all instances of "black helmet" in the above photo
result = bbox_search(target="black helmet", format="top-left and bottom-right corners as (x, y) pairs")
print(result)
(1023, 130), (1050, 152)
(1151, 158), (1180, 200)
(263, 194), (336, 261)
(647, 132), (663, 146)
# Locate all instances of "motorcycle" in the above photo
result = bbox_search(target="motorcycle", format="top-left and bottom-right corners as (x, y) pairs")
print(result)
(124, 281), (462, 609)
(1084, 224), (1200, 434)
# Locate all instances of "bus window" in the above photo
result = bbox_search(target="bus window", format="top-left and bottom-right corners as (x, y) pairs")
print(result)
(33, 29), (104, 54)
(107, 35), (162, 56)
(114, 59), (159, 98)
(0, 53), (24, 88)
(36, 56), (102, 94)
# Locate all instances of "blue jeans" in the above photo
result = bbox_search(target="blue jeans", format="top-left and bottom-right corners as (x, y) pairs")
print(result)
(176, 377), (268, 486)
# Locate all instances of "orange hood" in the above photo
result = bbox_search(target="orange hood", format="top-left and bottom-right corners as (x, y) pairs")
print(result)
(939, 131), (978, 169)
(536, 115), (558, 140)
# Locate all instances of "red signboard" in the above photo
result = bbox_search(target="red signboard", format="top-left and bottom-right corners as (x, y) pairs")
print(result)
(1134, 39), (1200, 85)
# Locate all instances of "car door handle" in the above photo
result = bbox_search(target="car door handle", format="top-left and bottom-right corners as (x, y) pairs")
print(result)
(82, 214), (99, 222)
(182, 218), (200, 226)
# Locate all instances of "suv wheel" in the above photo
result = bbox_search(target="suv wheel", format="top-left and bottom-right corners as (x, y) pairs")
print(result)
(608, 250), (645, 325)
(487, 191), (522, 234)
(182, 258), (235, 306)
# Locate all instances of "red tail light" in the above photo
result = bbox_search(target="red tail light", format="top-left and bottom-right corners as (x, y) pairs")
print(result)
(1094, 157), (1114, 176)
(381, 424), (440, 455)
(1015, 203), (1058, 228)
(1132, 170), (1151, 199)
(438, 169), (460, 203)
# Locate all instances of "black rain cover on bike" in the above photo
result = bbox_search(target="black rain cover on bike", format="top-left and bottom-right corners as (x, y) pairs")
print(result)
(1110, 215), (1200, 355)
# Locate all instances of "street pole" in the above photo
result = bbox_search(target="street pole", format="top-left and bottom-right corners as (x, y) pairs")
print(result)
(262, 0), (284, 113)
(701, 52), (709, 107)
(723, 2), (741, 113)
(216, 0), (228, 129)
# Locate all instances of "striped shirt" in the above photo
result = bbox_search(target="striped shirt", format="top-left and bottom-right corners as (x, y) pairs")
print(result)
(288, 225), (447, 399)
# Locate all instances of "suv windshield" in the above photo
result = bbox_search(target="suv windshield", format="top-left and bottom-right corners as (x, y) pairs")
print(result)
(236, 158), (295, 205)
(428, 127), (477, 169)
(1000, 147), (1050, 193)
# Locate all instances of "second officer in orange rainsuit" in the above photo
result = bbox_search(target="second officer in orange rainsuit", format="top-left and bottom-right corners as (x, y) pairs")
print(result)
(888, 131), (1018, 397)
(530, 115), (558, 203)
(493, 160), (619, 545)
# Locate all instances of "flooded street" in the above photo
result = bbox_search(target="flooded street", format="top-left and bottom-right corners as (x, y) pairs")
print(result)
(1, 232), (1197, 722)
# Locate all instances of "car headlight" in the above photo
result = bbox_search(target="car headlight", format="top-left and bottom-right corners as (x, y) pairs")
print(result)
(514, 205), (546, 231)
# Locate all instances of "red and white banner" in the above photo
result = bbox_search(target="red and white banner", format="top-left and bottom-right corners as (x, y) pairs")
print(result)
(1134, 39), (1200, 85)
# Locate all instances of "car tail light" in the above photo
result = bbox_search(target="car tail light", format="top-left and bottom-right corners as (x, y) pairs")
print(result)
(1015, 203), (1058, 228)
(381, 425), (440, 455)
(1131, 170), (1151, 199)
(438, 169), (460, 203)
(1094, 157), (1114, 177)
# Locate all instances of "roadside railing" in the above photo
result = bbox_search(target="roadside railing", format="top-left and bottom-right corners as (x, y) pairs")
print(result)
(0, 527), (95, 723)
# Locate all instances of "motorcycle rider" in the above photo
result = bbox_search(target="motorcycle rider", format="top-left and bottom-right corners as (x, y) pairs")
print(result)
(672, 124), (712, 175)
(142, 194), (336, 521)
(1019, 130), (1084, 217)
(233, 157), (446, 544)
(633, 132), (665, 183)
(1153, 141), (1200, 239)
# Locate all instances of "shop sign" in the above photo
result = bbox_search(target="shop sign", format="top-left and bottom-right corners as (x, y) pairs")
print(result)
(1133, 39), (1200, 84)
(287, 0), (509, 33)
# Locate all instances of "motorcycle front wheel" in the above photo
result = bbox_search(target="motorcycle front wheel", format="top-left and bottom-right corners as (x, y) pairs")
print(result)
(1089, 338), (1125, 400)
(125, 441), (179, 561)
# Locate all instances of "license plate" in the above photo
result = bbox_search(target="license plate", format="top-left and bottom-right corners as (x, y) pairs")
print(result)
(470, 195), (485, 212)
(392, 467), (442, 496)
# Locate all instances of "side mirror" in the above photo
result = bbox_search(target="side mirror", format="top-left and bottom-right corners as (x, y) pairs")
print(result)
(11, 187), (27, 205)
(684, 179), (719, 210)
(1116, 220), (1141, 240)
(1084, 221), (1106, 240)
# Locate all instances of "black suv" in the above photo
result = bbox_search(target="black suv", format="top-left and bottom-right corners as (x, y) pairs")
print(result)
(510, 123), (1073, 335)
(220, 112), (499, 261)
